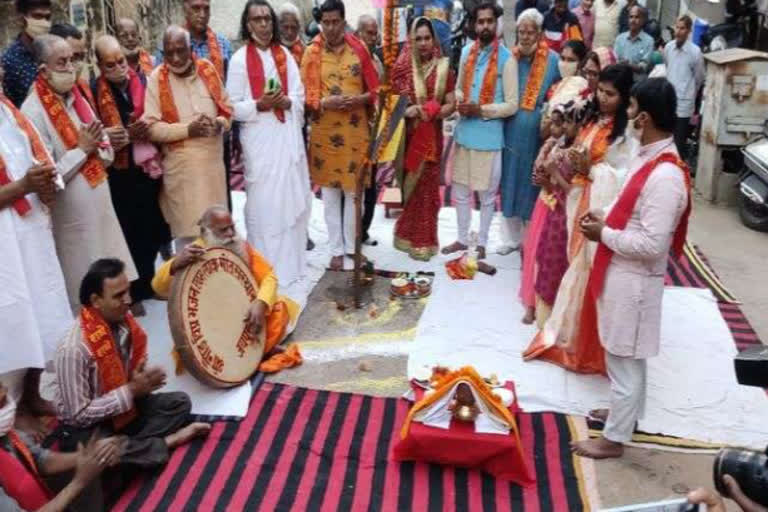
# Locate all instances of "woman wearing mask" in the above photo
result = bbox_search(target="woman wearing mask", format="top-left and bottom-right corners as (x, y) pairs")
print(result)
(523, 64), (637, 375)
(391, 17), (455, 261)
(540, 40), (588, 140)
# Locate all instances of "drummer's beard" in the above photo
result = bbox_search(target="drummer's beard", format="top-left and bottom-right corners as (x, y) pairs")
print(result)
(202, 228), (249, 262)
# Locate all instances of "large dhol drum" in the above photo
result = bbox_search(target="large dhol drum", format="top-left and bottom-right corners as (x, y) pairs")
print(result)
(169, 247), (264, 388)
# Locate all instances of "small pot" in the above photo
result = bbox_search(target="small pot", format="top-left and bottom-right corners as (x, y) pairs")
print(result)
(391, 277), (412, 296)
(413, 276), (432, 294)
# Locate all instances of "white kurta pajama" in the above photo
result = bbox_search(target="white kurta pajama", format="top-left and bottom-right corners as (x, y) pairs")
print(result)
(226, 45), (312, 286)
(21, 89), (137, 313)
(0, 102), (72, 399)
(597, 137), (688, 443)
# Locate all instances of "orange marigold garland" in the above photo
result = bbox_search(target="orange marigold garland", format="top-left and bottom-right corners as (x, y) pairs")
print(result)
(462, 38), (499, 105)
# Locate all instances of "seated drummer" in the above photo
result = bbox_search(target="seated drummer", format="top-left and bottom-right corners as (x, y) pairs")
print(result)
(52, 259), (210, 507)
(0, 382), (121, 512)
(152, 205), (298, 357)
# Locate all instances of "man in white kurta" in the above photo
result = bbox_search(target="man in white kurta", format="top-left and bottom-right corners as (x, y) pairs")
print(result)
(0, 87), (71, 407)
(574, 78), (689, 459)
(21, 35), (137, 313)
(226, 1), (311, 287)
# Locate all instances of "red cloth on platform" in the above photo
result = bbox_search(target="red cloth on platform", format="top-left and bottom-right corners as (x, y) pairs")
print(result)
(393, 381), (535, 486)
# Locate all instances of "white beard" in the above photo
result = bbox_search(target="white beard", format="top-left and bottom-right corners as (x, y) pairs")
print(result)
(202, 228), (249, 262)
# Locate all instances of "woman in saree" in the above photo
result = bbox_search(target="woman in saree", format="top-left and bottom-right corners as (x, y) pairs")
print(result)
(523, 64), (638, 375)
(391, 17), (456, 261)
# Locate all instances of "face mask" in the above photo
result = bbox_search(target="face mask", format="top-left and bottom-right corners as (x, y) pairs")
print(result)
(25, 17), (51, 38)
(250, 30), (271, 47)
(626, 115), (643, 142)
(122, 46), (140, 58)
(0, 396), (16, 437)
(167, 60), (193, 75)
(104, 66), (128, 84)
(47, 69), (77, 94)
(558, 60), (578, 78)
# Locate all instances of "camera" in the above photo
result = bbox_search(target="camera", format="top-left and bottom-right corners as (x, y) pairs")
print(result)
(711, 345), (768, 507)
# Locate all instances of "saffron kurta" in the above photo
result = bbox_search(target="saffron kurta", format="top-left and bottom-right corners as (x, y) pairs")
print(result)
(21, 89), (138, 311)
(301, 43), (370, 192)
(0, 101), (71, 376)
(143, 62), (232, 239)
(501, 49), (560, 221)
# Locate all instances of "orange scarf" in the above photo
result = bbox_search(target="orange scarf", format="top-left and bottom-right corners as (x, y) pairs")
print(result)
(96, 76), (129, 169)
(0, 96), (54, 215)
(34, 77), (107, 188)
(462, 38), (500, 106)
(186, 26), (225, 79)
(247, 43), (288, 123)
(80, 306), (148, 431)
(288, 40), (305, 65)
(303, 33), (380, 111)
(157, 59), (232, 125)
(513, 39), (551, 111)
(77, 79), (96, 110)
(138, 50), (154, 76)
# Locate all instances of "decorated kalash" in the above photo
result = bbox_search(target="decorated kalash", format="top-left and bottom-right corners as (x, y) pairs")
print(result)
(394, 365), (534, 486)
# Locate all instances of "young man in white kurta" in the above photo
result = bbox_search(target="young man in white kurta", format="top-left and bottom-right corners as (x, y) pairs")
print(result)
(226, 1), (312, 287)
(0, 98), (72, 404)
(574, 78), (689, 459)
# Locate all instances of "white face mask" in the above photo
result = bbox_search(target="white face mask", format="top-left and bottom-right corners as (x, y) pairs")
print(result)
(25, 17), (51, 38)
(47, 69), (77, 94)
(558, 60), (578, 78)
(122, 45), (140, 58)
(167, 60), (193, 75)
(0, 396), (16, 437)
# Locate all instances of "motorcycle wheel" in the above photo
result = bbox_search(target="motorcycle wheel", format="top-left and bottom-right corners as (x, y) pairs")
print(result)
(739, 193), (768, 232)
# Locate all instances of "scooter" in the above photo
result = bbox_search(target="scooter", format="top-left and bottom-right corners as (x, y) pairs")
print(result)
(739, 124), (768, 232)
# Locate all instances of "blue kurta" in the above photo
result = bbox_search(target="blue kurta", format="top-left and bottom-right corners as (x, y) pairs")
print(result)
(501, 50), (560, 220)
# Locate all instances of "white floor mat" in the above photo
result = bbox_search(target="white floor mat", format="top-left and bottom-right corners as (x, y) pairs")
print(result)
(143, 193), (768, 446)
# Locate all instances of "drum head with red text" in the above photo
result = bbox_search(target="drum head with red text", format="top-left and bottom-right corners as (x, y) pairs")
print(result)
(169, 247), (265, 388)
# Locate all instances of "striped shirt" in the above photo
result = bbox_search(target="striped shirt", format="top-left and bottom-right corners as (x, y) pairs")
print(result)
(53, 322), (135, 428)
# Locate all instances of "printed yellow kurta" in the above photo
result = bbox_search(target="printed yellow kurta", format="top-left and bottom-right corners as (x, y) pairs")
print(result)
(301, 44), (370, 192)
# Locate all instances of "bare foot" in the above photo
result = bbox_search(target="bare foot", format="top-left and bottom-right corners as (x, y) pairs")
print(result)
(521, 307), (536, 325)
(165, 422), (212, 449)
(497, 244), (520, 255)
(130, 302), (146, 317)
(14, 412), (52, 443)
(476, 246), (487, 260)
(441, 241), (468, 255)
(589, 409), (609, 423)
(571, 437), (624, 459)
(329, 255), (344, 271)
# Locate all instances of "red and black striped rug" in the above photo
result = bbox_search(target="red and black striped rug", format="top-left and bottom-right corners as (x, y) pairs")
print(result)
(114, 382), (593, 511)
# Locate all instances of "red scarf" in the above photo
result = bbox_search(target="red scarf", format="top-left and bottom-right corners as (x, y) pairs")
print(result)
(288, 40), (305, 65)
(157, 59), (232, 124)
(246, 42), (288, 123)
(0, 96), (54, 215)
(303, 33), (379, 111)
(589, 152), (692, 300)
(34, 76), (107, 188)
(462, 38), (499, 106)
(0, 431), (52, 510)
(80, 306), (148, 431)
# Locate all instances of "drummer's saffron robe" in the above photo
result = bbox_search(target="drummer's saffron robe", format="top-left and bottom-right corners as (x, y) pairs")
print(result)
(151, 239), (299, 354)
